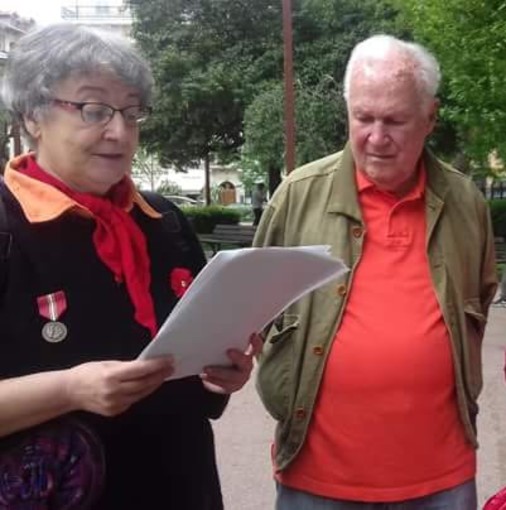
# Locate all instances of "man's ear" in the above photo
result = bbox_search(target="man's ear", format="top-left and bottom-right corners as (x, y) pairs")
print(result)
(427, 98), (439, 134)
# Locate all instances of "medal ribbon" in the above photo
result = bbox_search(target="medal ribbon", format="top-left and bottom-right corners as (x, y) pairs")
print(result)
(37, 291), (67, 321)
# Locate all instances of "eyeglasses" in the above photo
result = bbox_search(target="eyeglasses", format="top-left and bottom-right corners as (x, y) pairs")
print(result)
(50, 99), (151, 126)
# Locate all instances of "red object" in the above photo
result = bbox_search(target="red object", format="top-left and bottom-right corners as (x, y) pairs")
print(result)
(170, 268), (193, 298)
(37, 291), (68, 321)
(484, 487), (506, 510)
(22, 157), (157, 338)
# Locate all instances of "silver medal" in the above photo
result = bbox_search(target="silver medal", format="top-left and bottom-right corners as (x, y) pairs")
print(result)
(42, 321), (68, 343)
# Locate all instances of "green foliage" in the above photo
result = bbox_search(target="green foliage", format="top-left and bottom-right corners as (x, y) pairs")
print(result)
(226, 204), (254, 224)
(156, 180), (182, 196)
(389, 0), (506, 165)
(181, 205), (240, 233)
(129, 0), (282, 169)
(237, 155), (266, 194)
(489, 199), (506, 239)
(242, 84), (284, 177)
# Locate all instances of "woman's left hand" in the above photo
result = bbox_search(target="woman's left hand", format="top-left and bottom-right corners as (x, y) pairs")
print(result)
(200, 333), (263, 394)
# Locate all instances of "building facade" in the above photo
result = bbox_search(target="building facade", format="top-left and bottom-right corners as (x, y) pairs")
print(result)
(61, 0), (133, 37)
(0, 12), (34, 166)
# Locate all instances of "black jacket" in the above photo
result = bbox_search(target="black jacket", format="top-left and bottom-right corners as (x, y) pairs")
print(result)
(0, 183), (226, 509)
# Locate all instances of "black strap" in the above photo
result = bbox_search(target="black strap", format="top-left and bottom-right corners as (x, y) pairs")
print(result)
(0, 178), (12, 296)
(140, 191), (182, 234)
(140, 191), (207, 264)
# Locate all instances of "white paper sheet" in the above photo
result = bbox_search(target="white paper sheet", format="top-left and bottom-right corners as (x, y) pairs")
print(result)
(138, 246), (348, 380)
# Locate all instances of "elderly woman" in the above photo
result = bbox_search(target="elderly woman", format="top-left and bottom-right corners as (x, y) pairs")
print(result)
(0, 23), (259, 509)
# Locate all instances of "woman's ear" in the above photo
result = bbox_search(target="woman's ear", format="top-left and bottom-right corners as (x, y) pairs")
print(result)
(23, 116), (41, 141)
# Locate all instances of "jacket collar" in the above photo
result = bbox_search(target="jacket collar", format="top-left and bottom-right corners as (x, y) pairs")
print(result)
(4, 153), (161, 223)
(423, 148), (450, 204)
(327, 143), (363, 221)
(326, 143), (450, 223)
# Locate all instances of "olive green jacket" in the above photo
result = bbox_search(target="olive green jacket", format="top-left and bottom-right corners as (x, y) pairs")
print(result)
(253, 146), (498, 472)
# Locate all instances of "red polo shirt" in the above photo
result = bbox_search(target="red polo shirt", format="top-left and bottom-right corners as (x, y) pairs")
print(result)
(278, 166), (475, 502)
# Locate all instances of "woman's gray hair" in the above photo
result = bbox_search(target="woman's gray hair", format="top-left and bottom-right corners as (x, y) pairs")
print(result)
(1, 23), (154, 133)
(343, 35), (441, 104)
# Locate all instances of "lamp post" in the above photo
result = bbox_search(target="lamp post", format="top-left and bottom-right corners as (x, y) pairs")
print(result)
(282, 0), (295, 174)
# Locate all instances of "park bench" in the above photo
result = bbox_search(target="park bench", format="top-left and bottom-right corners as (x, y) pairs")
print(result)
(494, 237), (506, 305)
(199, 224), (257, 255)
(495, 237), (506, 264)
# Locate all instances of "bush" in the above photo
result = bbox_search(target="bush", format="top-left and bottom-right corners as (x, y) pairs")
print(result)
(489, 200), (506, 239)
(225, 204), (254, 223)
(181, 205), (241, 234)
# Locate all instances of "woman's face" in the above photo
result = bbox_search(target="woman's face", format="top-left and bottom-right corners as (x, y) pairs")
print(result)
(26, 72), (141, 195)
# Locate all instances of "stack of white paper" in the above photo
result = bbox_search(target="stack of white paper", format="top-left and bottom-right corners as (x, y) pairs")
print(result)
(139, 246), (348, 380)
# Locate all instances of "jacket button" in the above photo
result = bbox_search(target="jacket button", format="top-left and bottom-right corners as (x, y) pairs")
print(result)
(313, 345), (324, 356)
(295, 407), (306, 420)
(352, 226), (363, 238)
(336, 284), (347, 296)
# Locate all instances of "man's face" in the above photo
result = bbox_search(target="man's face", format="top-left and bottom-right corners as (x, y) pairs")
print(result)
(347, 63), (437, 194)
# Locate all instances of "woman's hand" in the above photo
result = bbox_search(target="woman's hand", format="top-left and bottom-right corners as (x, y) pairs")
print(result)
(65, 357), (174, 416)
(200, 333), (263, 394)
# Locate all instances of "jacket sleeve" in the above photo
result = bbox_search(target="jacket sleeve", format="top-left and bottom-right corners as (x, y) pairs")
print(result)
(478, 197), (498, 318)
(253, 181), (290, 249)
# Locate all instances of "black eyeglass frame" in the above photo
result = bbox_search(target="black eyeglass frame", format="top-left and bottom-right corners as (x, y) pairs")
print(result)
(50, 98), (152, 126)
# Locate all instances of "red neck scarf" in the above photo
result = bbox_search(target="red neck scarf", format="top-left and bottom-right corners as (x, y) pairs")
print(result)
(21, 157), (157, 338)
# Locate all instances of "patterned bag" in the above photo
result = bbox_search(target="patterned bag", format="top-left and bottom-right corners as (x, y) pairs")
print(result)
(0, 418), (105, 509)
(484, 487), (506, 509)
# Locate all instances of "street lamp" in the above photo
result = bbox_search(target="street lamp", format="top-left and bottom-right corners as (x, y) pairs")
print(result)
(282, 0), (295, 174)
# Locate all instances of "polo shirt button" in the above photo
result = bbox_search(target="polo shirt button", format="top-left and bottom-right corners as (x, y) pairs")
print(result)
(295, 407), (307, 420)
(336, 284), (347, 296)
(352, 226), (363, 238)
(313, 345), (324, 356)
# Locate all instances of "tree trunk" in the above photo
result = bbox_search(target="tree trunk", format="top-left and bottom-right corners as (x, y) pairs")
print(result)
(204, 153), (212, 205)
(11, 121), (22, 156)
(268, 164), (282, 196)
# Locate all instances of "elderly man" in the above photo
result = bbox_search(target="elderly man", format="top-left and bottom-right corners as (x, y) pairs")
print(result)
(254, 35), (497, 510)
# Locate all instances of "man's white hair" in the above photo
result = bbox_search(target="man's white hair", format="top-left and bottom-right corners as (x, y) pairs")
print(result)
(343, 35), (441, 103)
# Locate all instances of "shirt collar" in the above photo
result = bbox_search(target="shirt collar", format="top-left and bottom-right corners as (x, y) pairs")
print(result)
(355, 161), (427, 200)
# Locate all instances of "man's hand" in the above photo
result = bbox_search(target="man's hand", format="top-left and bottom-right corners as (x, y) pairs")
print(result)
(65, 357), (174, 416)
(200, 333), (263, 394)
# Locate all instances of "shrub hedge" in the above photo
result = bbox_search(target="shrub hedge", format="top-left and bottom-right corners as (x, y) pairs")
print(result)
(181, 205), (241, 234)
(489, 200), (506, 239)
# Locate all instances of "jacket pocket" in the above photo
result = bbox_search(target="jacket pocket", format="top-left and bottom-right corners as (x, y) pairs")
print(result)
(463, 298), (486, 400)
(256, 314), (299, 421)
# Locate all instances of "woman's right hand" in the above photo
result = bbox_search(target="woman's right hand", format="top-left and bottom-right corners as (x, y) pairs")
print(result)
(65, 357), (174, 417)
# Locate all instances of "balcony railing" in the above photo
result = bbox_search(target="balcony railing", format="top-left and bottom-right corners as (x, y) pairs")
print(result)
(61, 4), (132, 22)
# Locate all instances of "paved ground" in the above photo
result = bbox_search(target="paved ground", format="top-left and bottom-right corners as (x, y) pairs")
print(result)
(213, 306), (506, 509)
(476, 305), (506, 506)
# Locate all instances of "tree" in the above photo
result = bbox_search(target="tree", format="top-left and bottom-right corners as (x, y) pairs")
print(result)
(241, 78), (345, 194)
(0, 108), (9, 175)
(389, 0), (506, 166)
(241, 84), (284, 196)
(132, 146), (166, 191)
(128, 0), (283, 202)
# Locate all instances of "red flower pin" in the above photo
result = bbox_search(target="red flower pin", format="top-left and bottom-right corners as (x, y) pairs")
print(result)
(170, 267), (194, 298)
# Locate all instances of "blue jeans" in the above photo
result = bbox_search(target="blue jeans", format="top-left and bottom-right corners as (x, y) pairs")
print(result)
(276, 479), (477, 510)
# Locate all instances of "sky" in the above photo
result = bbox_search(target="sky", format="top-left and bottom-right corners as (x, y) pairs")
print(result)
(1, 0), (64, 25)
